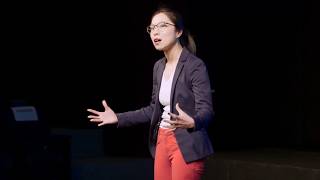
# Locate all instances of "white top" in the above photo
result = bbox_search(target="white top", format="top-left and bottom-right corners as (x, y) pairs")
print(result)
(159, 70), (175, 129)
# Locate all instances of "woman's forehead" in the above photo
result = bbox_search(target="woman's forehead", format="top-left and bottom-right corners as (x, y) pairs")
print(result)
(151, 13), (172, 24)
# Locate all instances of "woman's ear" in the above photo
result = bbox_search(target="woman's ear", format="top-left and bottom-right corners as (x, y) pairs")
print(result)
(176, 30), (183, 38)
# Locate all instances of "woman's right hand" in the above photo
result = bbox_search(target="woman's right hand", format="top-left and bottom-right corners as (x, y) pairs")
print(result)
(87, 100), (118, 126)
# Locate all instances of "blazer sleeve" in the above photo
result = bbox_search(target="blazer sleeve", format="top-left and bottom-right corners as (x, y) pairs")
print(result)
(190, 59), (214, 131)
(116, 61), (159, 128)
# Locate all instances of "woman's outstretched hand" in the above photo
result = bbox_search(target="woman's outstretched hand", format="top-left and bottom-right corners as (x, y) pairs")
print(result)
(166, 103), (195, 129)
(87, 100), (118, 126)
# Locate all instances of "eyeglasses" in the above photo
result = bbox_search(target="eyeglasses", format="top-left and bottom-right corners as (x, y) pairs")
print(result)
(146, 22), (175, 34)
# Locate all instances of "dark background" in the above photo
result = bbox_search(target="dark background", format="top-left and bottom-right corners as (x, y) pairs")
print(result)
(1, 0), (319, 159)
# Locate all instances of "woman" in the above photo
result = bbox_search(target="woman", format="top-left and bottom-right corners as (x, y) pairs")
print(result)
(88, 6), (214, 180)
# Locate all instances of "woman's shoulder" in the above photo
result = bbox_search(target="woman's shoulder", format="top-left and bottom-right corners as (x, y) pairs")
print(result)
(153, 57), (166, 68)
(181, 48), (205, 65)
(151, 57), (165, 74)
(185, 52), (207, 68)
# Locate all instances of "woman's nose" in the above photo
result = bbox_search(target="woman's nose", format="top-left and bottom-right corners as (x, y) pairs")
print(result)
(152, 29), (159, 36)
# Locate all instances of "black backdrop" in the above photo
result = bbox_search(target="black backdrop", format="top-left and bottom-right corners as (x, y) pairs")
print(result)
(2, 0), (318, 157)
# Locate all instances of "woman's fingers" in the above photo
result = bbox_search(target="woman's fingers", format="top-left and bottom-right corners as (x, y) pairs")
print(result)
(88, 115), (99, 119)
(164, 119), (178, 125)
(98, 122), (108, 126)
(102, 100), (109, 110)
(164, 117), (189, 129)
(169, 112), (179, 120)
(175, 103), (182, 114)
(90, 119), (102, 122)
(87, 109), (100, 115)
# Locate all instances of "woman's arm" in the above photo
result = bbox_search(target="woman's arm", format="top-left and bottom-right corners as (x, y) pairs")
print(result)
(190, 59), (214, 131)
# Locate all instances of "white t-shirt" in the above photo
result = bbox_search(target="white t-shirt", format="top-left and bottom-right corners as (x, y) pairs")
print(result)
(159, 70), (175, 129)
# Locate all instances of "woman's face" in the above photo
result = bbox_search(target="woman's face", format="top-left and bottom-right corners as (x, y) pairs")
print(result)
(149, 13), (182, 51)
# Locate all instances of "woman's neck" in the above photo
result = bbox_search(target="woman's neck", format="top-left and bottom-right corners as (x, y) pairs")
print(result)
(164, 43), (183, 65)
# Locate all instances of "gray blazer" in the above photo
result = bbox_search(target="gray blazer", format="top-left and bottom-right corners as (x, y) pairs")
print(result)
(117, 48), (214, 163)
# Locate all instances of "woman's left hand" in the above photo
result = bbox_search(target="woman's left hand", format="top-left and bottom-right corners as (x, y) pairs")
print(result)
(165, 103), (195, 129)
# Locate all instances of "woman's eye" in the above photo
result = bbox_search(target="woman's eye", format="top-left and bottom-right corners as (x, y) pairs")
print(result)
(159, 23), (168, 28)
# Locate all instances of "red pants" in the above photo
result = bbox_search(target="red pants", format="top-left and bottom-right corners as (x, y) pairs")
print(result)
(154, 128), (205, 180)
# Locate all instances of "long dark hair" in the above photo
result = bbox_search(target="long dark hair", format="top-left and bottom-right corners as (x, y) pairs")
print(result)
(151, 7), (196, 54)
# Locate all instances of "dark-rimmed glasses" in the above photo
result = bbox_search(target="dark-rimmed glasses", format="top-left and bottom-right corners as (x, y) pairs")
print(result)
(146, 22), (175, 34)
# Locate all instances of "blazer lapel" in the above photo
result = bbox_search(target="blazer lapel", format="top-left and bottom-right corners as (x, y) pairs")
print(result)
(157, 58), (166, 95)
(170, 48), (189, 113)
